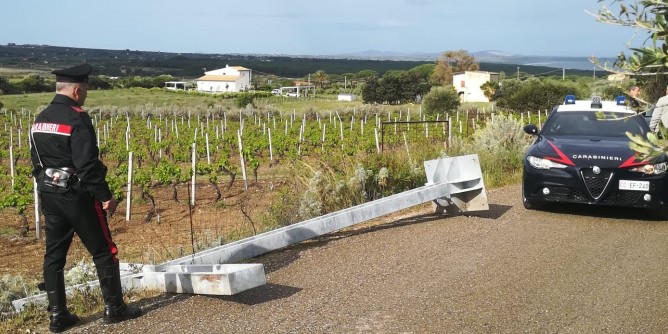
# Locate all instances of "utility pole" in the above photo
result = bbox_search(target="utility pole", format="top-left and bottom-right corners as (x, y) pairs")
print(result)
(593, 67), (596, 79)
(563, 68), (565, 80)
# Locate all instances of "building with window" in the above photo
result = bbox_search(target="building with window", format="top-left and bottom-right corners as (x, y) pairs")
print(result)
(452, 71), (499, 103)
(195, 65), (252, 93)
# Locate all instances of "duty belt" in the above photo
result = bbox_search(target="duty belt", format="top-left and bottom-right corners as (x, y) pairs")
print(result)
(44, 167), (77, 189)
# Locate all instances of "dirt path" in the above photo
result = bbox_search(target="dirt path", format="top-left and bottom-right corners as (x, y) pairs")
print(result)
(59, 184), (668, 333)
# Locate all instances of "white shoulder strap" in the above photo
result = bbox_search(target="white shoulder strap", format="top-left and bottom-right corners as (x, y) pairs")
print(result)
(30, 127), (44, 168)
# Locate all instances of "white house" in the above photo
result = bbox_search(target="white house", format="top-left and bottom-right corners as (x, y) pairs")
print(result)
(195, 65), (252, 93)
(337, 93), (357, 101)
(452, 71), (499, 103)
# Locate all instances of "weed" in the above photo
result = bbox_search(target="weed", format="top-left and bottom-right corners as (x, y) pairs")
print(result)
(0, 274), (38, 314)
(64, 259), (98, 286)
(0, 226), (18, 237)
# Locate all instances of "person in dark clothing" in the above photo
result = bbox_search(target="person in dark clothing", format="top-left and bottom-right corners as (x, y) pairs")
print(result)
(627, 85), (642, 111)
(30, 64), (141, 333)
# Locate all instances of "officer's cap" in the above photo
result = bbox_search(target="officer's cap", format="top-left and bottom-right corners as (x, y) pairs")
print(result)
(52, 63), (92, 83)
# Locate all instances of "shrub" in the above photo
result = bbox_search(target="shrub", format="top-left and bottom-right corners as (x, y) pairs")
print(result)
(236, 92), (255, 108)
(422, 86), (460, 115)
(260, 182), (301, 228)
(463, 113), (533, 187)
(471, 113), (532, 152)
(497, 78), (590, 112)
(64, 259), (98, 286)
(0, 274), (37, 314)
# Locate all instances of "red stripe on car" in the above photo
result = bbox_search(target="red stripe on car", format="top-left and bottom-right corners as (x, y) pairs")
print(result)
(619, 155), (647, 168)
(546, 141), (575, 166)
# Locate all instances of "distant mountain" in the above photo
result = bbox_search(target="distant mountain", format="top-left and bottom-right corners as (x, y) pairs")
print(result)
(0, 43), (606, 77)
(334, 49), (613, 71)
(472, 50), (516, 58)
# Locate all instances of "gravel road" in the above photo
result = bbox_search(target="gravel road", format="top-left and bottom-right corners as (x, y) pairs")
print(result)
(66, 183), (668, 333)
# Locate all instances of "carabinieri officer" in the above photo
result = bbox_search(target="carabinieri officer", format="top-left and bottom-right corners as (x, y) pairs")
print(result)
(30, 63), (141, 333)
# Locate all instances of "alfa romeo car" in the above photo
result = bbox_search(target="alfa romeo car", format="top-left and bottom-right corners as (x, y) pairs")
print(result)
(522, 95), (668, 214)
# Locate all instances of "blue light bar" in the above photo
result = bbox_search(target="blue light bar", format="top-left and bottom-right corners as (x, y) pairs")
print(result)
(616, 95), (626, 106)
(564, 95), (576, 104)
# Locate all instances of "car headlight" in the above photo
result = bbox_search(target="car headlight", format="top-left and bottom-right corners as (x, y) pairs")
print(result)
(629, 162), (668, 175)
(527, 156), (568, 169)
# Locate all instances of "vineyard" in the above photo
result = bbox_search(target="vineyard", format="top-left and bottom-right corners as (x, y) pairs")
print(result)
(0, 96), (544, 287)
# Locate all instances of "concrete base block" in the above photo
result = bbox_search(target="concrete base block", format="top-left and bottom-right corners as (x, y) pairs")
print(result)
(424, 155), (488, 213)
(142, 264), (266, 295)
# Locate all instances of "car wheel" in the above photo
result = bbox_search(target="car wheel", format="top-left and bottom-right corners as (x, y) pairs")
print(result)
(523, 198), (543, 210)
(522, 179), (543, 210)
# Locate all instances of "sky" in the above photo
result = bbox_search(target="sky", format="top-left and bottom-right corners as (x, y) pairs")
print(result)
(1, 0), (645, 58)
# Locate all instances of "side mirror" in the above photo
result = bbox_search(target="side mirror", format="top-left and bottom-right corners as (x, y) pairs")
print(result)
(524, 124), (539, 135)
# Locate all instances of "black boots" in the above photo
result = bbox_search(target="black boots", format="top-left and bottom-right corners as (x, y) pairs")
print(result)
(45, 263), (141, 330)
(46, 270), (80, 333)
(100, 263), (142, 323)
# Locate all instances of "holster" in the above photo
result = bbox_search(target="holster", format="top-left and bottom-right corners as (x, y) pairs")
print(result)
(42, 167), (77, 190)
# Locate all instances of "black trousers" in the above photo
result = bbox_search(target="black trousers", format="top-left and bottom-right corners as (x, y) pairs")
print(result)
(41, 190), (118, 292)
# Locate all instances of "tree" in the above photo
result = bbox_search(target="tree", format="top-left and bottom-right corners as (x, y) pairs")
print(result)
(431, 50), (480, 86)
(236, 92), (255, 108)
(17, 74), (51, 93)
(354, 70), (379, 81)
(361, 71), (431, 104)
(593, 1), (668, 76)
(496, 78), (590, 112)
(480, 81), (500, 101)
(88, 76), (113, 90)
(313, 70), (328, 89)
(593, 1), (668, 160)
(0, 76), (13, 94)
(422, 86), (460, 115)
(361, 77), (380, 103)
(408, 64), (436, 84)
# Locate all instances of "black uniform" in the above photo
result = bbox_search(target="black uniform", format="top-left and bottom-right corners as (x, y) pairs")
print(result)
(31, 94), (118, 281)
(629, 96), (641, 110)
(31, 64), (140, 332)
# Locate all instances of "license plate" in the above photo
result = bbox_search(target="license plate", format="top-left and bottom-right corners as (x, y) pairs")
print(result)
(619, 180), (650, 191)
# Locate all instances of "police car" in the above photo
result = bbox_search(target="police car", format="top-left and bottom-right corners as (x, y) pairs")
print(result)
(522, 95), (668, 214)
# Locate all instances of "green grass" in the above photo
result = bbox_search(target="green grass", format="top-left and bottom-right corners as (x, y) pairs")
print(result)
(0, 89), (223, 112)
(0, 88), (490, 116)
(0, 89), (367, 114)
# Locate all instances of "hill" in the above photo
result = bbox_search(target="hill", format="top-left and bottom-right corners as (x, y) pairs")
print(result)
(0, 44), (604, 79)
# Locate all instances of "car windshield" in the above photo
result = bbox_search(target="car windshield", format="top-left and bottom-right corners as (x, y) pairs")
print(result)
(542, 111), (646, 137)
